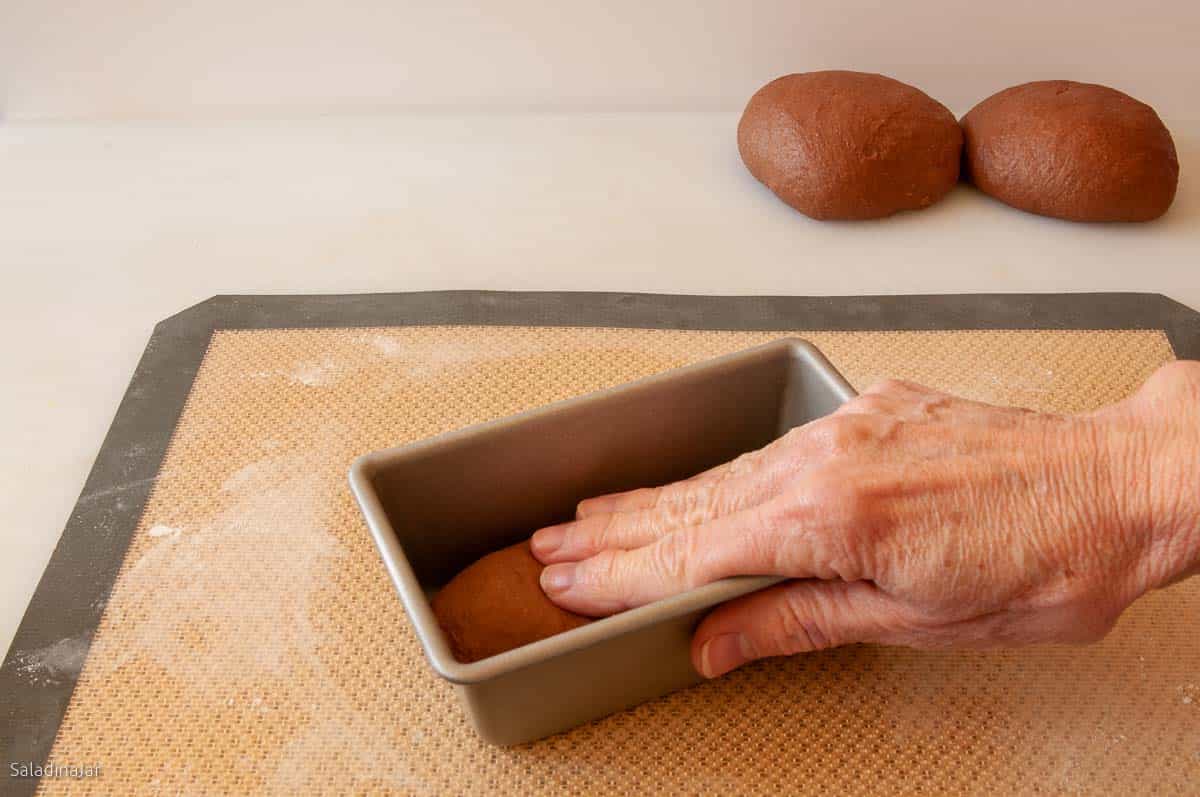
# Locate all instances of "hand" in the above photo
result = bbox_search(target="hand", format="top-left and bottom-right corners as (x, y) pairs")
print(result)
(530, 361), (1200, 679)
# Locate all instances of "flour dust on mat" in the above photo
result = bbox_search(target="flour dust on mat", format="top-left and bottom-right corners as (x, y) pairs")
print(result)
(90, 450), (342, 685)
(10, 635), (90, 688)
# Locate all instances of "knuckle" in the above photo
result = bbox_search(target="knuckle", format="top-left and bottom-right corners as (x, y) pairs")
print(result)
(826, 417), (861, 454)
(805, 415), (862, 457)
(864, 378), (914, 396)
(669, 480), (739, 527)
(821, 413), (901, 457)
(1149, 360), (1200, 398)
(726, 449), (761, 477)
(648, 485), (669, 511)
(578, 549), (638, 613)
(590, 511), (622, 548)
(662, 483), (706, 526)
(682, 488), (713, 526)
(649, 533), (691, 587)
(679, 483), (707, 515)
(772, 592), (835, 653)
(848, 394), (891, 414)
(915, 394), (955, 418)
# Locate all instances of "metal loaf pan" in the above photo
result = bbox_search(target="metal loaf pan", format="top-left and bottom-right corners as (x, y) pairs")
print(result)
(349, 338), (856, 745)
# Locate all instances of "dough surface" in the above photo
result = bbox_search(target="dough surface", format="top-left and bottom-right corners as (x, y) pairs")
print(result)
(431, 540), (592, 663)
(737, 70), (962, 220)
(961, 80), (1178, 222)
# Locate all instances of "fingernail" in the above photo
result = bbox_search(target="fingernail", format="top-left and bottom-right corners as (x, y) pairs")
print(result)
(540, 563), (576, 596)
(531, 524), (566, 558)
(698, 633), (750, 679)
(576, 497), (612, 518)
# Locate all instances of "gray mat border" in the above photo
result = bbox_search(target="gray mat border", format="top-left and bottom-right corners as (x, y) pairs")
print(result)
(2, 290), (1198, 796)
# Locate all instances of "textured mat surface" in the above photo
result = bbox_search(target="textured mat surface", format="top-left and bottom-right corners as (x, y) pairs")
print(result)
(24, 324), (1198, 795)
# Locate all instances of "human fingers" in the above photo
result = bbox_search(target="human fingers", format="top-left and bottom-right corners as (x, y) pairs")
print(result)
(540, 482), (869, 616)
(532, 470), (776, 564)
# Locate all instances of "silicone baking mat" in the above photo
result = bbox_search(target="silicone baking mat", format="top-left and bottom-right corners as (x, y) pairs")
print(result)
(3, 292), (1199, 796)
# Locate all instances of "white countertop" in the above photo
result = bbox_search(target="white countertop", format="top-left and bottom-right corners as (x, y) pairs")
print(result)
(2, 110), (1197, 653)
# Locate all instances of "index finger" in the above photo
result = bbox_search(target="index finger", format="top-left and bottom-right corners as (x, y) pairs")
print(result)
(540, 486), (862, 616)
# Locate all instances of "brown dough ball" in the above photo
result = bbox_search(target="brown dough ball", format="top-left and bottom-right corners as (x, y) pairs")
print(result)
(961, 80), (1178, 222)
(431, 541), (592, 663)
(737, 71), (962, 220)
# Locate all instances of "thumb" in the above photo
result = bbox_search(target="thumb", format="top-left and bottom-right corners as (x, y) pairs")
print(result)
(691, 579), (896, 678)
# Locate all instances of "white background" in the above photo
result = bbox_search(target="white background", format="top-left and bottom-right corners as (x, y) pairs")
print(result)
(1, 1), (1197, 652)
(4, 0), (1199, 120)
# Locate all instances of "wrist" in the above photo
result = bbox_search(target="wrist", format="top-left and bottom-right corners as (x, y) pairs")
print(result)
(1102, 362), (1200, 591)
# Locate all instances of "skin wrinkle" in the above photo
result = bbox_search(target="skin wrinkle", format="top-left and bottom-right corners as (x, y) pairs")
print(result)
(1011, 426), (1087, 599)
(1072, 419), (1151, 603)
(767, 496), (818, 576)
(773, 487), (855, 581)
(779, 588), (832, 652)
(1128, 365), (1200, 588)
(810, 477), (874, 581)
(1062, 424), (1116, 569)
(750, 505), (792, 578)
(663, 529), (700, 591)
(570, 549), (618, 612)
(592, 510), (623, 551)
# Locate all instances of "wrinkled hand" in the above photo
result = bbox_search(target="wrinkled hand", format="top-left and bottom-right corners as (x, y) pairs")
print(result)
(531, 362), (1200, 679)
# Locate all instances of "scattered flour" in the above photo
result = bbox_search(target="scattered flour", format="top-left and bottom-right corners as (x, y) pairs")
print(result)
(360, 333), (519, 378)
(77, 476), (159, 506)
(245, 357), (341, 387)
(979, 368), (1056, 397)
(13, 635), (90, 684)
(367, 335), (407, 358)
(220, 458), (272, 495)
(288, 357), (338, 387)
(268, 714), (422, 793)
(92, 452), (343, 687)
